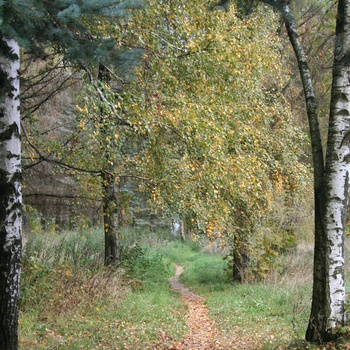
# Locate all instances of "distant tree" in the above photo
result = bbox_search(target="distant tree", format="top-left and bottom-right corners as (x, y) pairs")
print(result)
(0, 1), (142, 348)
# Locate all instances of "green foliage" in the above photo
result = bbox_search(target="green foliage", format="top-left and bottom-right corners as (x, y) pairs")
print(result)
(124, 0), (311, 263)
(20, 0), (312, 286)
(18, 0), (312, 281)
(0, 0), (143, 64)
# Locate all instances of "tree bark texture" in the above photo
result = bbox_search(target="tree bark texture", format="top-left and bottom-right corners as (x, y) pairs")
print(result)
(0, 37), (22, 350)
(180, 220), (186, 241)
(278, 0), (350, 342)
(261, 0), (348, 342)
(98, 64), (121, 266)
(322, 0), (350, 331)
(102, 171), (120, 266)
(232, 236), (249, 283)
(277, 3), (329, 342)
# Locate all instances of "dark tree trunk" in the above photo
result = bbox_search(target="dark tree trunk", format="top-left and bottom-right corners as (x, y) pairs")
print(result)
(98, 63), (121, 266)
(102, 171), (120, 266)
(232, 239), (249, 283)
(150, 213), (156, 233)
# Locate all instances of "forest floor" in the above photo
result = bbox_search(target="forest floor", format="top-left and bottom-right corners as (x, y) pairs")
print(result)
(20, 229), (350, 350)
(164, 264), (263, 350)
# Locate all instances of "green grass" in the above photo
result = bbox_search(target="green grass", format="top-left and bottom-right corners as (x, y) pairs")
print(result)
(205, 284), (312, 349)
(159, 242), (314, 349)
(19, 228), (188, 349)
(19, 227), (348, 349)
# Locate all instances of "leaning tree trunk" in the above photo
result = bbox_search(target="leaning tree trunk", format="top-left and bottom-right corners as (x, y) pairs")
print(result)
(276, 3), (328, 342)
(102, 171), (120, 266)
(0, 37), (22, 350)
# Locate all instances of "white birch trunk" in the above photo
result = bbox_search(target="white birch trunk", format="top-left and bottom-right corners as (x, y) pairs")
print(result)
(261, 0), (350, 342)
(324, 0), (350, 329)
(0, 37), (22, 350)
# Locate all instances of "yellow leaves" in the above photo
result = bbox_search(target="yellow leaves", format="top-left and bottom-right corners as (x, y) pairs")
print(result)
(75, 104), (88, 114)
(79, 119), (85, 131)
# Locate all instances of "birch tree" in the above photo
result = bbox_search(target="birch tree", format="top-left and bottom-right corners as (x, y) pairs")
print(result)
(0, 37), (21, 350)
(315, 0), (350, 337)
(127, 0), (309, 279)
(258, 0), (350, 342)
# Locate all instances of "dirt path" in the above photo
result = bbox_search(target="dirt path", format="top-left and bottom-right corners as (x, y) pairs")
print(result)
(167, 264), (262, 350)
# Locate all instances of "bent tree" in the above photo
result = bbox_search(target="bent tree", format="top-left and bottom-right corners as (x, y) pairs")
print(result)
(0, 38), (21, 350)
(261, 0), (350, 342)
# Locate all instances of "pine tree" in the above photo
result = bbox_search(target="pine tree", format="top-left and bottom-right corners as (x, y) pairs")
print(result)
(0, 1), (142, 349)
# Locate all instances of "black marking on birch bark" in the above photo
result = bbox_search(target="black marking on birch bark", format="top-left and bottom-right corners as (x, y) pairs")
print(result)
(343, 154), (350, 163)
(6, 153), (20, 160)
(336, 92), (349, 102)
(0, 170), (21, 222)
(336, 109), (350, 116)
(0, 73), (17, 102)
(0, 123), (19, 142)
(332, 153), (339, 161)
(341, 130), (350, 148)
(340, 51), (350, 67)
(0, 39), (18, 60)
(333, 266), (344, 280)
(341, 170), (350, 230)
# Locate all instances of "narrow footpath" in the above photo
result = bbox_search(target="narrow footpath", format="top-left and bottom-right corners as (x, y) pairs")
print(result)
(167, 264), (262, 350)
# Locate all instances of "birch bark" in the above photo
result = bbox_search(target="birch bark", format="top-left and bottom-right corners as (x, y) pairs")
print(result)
(323, 0), (350, 330)
(0, 37), (22, 350)
(259, 0), (349, 342)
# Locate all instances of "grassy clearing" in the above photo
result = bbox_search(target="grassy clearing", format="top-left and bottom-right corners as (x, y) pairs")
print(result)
(19, 227), (350, 349)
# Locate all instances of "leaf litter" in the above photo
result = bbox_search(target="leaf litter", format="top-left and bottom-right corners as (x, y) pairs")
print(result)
(159, 264), (263, 350)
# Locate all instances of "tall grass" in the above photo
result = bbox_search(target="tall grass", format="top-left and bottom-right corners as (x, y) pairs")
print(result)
(19, 228), (188, 349)
(22, 228), (105, 270)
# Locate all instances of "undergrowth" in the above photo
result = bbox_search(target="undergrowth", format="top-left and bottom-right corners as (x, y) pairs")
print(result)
(19, 227), (350, 349)
(19, 228), (187, 349)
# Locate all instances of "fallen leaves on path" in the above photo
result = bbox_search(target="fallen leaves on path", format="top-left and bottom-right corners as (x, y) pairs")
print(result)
(164, 264), (263, 350)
